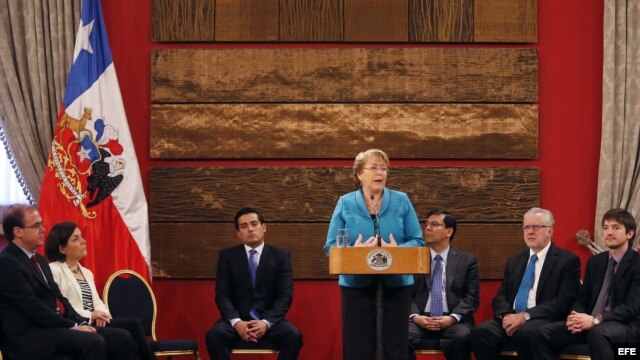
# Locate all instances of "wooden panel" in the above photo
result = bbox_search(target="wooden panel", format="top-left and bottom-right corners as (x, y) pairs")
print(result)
(474, 0), (537, 42)
(150, 104), (538, 159)
(344, 0), (408, 42)
(151, 48), (538, 103)
(329, 247), (430, 274)
(152, 0), (215, 42)
(150, 223), (524, 279)
(279, 0), (343, 41)
(150, 223), (328, 279)
(150, 167), (539, 222)
(215, 0), (278, 41)
(409, 0), (473, 42)
(454, 224), (526, 280)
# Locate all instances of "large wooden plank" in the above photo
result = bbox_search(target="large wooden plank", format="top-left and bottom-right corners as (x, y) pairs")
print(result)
(150, 223), (524, 279)
(344, 0), (408, 42)
(279, 0), (343, 41)
(151, 48), (538, 103)
(150, 167), (539, 222)
(152, 0), (215, 42)
(474, 0), (537, 42)
(150, 104), (538, 159)
(215, 0), (278, 41)
(409, 0), (473, 42)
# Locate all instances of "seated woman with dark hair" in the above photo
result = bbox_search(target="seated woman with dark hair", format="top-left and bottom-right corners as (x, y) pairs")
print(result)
(45, 221), (156, 360)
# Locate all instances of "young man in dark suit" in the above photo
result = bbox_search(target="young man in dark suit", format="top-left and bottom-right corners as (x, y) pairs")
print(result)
(531, 208), (640, 360)
(407, 210), (480, 360)
(0, 204), (136, 360)
(470, 207), (581, 360)
(205, 207), (302, 360)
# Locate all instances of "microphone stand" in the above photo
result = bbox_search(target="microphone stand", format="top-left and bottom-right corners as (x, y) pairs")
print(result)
(370, 195), (381, 247)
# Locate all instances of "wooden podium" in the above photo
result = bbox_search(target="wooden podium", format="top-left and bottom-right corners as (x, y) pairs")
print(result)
(329, 247), (430, 275)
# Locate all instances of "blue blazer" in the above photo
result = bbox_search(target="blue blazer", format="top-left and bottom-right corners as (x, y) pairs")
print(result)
(324, 187), (425, 288)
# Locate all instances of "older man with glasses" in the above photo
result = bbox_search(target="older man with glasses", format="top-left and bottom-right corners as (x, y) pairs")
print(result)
(470, 207), (581, 360)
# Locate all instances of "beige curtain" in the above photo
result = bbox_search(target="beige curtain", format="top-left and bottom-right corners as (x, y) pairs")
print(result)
(0, 0), (80, 203)
(595, 0), (640, 249)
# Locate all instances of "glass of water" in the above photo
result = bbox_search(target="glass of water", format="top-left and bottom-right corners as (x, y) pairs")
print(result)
(336, 228), (349, 247)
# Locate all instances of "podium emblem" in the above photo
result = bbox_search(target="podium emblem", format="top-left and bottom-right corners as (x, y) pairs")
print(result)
(366, 249), (392, 271)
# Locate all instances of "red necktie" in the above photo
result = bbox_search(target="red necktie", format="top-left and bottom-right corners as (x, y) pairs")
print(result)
(30, 255), (66, 316)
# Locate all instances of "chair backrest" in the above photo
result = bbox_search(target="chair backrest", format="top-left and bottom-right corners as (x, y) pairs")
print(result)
(103, 270), (157, 340)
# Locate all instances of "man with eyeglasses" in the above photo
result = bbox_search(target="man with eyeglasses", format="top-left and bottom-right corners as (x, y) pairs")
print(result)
(407, 210), (479, 360)
(531, 208), (640, 360)
(470, 207), (581, 360)
(0, 204), (137, 360)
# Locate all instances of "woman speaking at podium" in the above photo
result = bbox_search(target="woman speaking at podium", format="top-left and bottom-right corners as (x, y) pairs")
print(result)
(324, 149), (424, 360)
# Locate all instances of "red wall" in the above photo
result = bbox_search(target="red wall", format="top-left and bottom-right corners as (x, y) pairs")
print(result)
(101, 0), (603, 358)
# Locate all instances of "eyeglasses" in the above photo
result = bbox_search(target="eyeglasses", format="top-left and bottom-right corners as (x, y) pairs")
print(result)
(21, 222), (44, 230)
(363, 166), (388, 174)
(425, 221), (444, 228)
(522, 224), (551, 232)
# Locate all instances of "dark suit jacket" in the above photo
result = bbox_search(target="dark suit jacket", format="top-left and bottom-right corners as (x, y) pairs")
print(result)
(0, 242), (87, 359)
(215, 244), (293, 325)
(493, 242), (581, 321)
(410, 247), (480, 324)
(573, 248), (640, 328)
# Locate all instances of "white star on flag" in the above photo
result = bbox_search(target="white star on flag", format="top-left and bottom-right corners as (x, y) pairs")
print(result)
(73, 19), (95, 62)
(76, 146), (92, 162)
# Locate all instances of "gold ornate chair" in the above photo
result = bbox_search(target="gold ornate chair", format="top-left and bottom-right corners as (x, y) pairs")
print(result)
(103, 270), (201, 360)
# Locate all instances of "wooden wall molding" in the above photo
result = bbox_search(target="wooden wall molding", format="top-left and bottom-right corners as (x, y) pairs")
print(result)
(150, 223), (525, 279)
(152, 48), (538, 103)
(152, 0), (216, 41)
(150, 167), (539, 223)
(474, 0), (537, 42)
(150, 103), (538, 159)
(151, 0), (536, 43)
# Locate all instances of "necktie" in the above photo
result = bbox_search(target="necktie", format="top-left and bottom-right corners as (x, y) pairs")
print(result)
(248, 249), (258, 287)
(430, 255), (444, 316)
(592, 257), (616, 316)
(30, 255), (66, 316)
(514, 254), (538, 312)
(248, 250), (260, 320)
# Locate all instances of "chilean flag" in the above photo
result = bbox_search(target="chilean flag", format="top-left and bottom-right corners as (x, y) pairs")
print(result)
(39, 0), (150, 287)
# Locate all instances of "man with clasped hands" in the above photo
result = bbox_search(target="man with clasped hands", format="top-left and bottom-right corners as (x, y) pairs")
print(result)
(205, 207), (302, 360)
(531, 208), (640, 360)
(407, 210), (479, 360)
(470, 207), (581, 360)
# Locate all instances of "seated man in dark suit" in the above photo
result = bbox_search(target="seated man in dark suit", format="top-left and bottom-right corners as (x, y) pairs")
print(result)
(470, 207), (581, 360)
(531, 208), (640, 360)
(408, 210), (479, 360)
(205, 207), (303, 360)
(0, 204), (137, 360)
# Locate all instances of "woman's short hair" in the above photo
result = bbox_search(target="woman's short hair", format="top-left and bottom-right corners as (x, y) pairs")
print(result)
(352, 149), (389, 188)
(45, 222), (78, 262)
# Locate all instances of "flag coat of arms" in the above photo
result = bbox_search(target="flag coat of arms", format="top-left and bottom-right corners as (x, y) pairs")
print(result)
(39, 0), (150, 286)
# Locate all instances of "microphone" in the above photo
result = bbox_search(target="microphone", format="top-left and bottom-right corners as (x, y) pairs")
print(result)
(370, 195), (381, 247)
